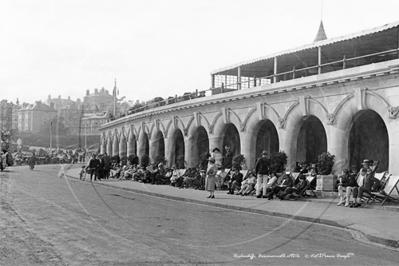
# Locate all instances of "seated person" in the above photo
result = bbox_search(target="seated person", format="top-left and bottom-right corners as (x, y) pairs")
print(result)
(132, 166), (145, 182)
(237, 171), (256, 196)
(267, 174), (293, 200)
(344, 166), (359, 207)
(179, 169), (198, 188)
(227, 167), (243, 194)
(336, 169), (350, 206)
(169, 165), (182, 186)
(152, 163), (166, 185)
(278, 175), (308, 200)
(110, 163), (123, 179)
(351, 167), (381, 208)
(259, 172), (279, 195)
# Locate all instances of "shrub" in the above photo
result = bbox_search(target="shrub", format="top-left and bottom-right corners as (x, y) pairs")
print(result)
(269, 151), (287, 174)
(155, 155), (166, 165)
(140, 154), (150, 167)
(317, 151), (335, 175)
(232, 154), (245, 171)
(128, 154), (139, 165)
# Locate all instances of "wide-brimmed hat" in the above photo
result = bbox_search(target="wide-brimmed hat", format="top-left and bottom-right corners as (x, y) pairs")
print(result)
(261, 150), (268, 156)
(362, 159), (373, 165)
(208, 157), (215, 163)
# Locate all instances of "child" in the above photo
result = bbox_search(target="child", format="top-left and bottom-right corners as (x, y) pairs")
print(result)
(79, 166), (86, 180)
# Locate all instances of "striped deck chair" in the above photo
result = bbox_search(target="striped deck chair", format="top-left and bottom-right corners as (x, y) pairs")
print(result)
(287, 175), (318, 200)
(368, 174), (399, 206)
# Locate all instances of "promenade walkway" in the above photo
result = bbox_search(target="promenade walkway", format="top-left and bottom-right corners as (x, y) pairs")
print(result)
(64, 165), (399, 251)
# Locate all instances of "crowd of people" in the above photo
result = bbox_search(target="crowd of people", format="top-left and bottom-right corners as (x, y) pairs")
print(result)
(82, 147), (386, 208)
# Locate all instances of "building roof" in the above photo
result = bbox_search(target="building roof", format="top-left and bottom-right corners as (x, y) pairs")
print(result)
(211, 20), (399, 77)
(314, 21), (327, 42)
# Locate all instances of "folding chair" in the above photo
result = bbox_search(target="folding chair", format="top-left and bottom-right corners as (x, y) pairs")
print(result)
(368, 175), (399, 206)
(287, 175), (318, 200)
(361, 171), (387, 203)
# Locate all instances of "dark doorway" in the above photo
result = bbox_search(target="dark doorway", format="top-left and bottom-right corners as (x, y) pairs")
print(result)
(349, 110), (389, 172)
(296, 115), (327, 164)
(255, 120), (279, 159)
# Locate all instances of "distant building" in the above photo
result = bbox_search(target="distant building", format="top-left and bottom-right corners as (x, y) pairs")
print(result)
(1, 99), (19, 135)
(18, 101), (57, 133)
(83, 88), (114, 112)
(82, 111), (109, 136)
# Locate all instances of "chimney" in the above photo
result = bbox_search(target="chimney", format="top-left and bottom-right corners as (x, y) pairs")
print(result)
(95, 88), (98, 94)
(68, 96), (70, 100)
(50, 102), (55, 109)
(86, 89), (89, 96)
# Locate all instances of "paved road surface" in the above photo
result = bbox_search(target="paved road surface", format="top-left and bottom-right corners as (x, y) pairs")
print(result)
(1, 165), (398, 265)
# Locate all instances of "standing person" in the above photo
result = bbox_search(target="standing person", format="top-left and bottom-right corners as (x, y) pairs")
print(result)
(205, 157), (218, 199)
(86, 154), (101, 181)
(255, 150), (270, 198)
(102, 153), (111, 179)
(28, 153), (36, 170)
(211, 148), (223, 168)
(222, 145), (233, 169)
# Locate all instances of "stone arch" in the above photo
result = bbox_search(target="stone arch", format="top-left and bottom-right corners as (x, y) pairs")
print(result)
(150, 130), (165, 163)
(169, 128), (185, 168)
(242, 103), (282, 169)
(138, 130), (149, 159)
(331, 91), (391, 173)
(283, 101), (328, 169)
(349, 110), (389, 172)
(190, 126), (210, 168)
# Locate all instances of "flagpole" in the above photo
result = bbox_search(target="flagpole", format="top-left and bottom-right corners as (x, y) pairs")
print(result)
(113, 78), (117, 117)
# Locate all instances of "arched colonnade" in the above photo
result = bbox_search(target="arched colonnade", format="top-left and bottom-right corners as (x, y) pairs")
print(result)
(100, 88), (397, 174)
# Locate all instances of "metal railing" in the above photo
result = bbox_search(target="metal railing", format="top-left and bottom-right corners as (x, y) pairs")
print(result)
(110, 48), (399, 122)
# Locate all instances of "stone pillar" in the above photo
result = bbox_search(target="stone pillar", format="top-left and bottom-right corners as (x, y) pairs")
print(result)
(237, 66), (241, 90)
(119, 137), (127, 159)
(100, 139), (106, 154)
(326, 126), (350, 175)
(279, 128), (296, 171)
(112, 137), (119, 158)
(273, 57), (278, 83)
(106, 138), (112, 156)
(164, 136), (173, 167)
(127, 136), (136, 157)
(240, 131), (255, 170)
(149, 138), (158, 164)
(184, 135), (196, 168)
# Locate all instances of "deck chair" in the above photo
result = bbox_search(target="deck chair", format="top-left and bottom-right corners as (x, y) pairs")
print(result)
(361, 171), (387, 203)
(286, 175), (318, 200)
(368, 175), (399, 206)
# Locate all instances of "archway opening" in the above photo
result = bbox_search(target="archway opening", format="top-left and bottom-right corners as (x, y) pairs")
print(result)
(142, 132), (149, 156)
(172, 130), (185, 168)
(154, 131), (165, 159)
(222, 123), (241, 157)
(128, 135), (137, 156)
(296, 115), (327, 164)
(349, 110), (389, 172)
(193, 126), (209, 166)
(255, 120), (279, 159)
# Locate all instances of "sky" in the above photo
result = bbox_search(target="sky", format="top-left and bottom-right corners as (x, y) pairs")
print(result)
(1, 0), (399, 105)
